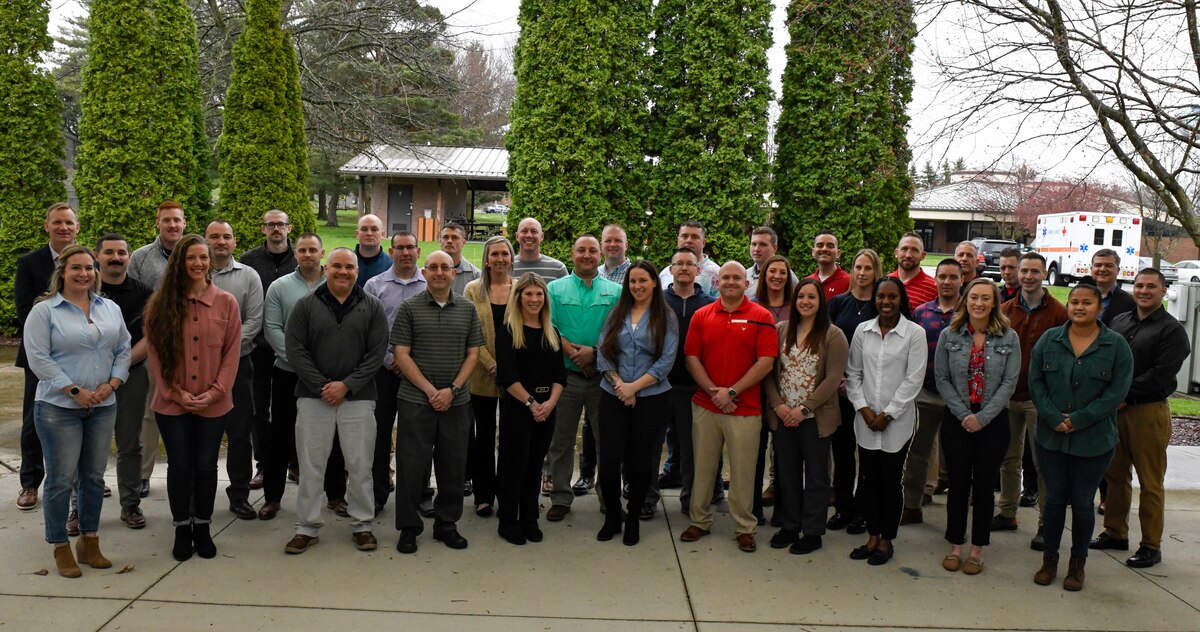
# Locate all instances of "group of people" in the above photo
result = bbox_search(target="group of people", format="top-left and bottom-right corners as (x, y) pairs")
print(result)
(14, 202), (1187, 594)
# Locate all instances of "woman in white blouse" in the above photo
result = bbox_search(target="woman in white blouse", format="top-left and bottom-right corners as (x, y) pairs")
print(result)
(845, 276), (927, 566)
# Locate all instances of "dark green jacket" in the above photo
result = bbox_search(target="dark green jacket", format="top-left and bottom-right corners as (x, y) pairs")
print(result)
(1029, 322), (1132, 457)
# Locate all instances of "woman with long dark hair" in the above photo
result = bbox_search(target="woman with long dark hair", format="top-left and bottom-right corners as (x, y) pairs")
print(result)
(825, 249), (881, 534)
(464, 235), (515, 517)
(145, 234), (241, 562)
(753, 254), (797, 325)
(494, 273), (567, 545)
(763, 278), (848, 554)
(595, 260), (679, 545)
(934, 278), (1020, 575)
(1028, 278), (1131, 591)
(845, 276), (925, 565)
(24, 245), (131, 577)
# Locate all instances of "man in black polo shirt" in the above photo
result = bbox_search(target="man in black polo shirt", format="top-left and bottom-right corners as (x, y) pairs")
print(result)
(97, 233), (154, 528)
(1091, 268), (1189, 568)
(392, 251), (484, 553)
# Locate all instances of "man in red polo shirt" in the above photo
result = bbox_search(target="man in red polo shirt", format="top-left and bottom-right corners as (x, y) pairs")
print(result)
(679, 261), (778, 553)
(889, 232), (937, 306)
(807, 231), (849, 300)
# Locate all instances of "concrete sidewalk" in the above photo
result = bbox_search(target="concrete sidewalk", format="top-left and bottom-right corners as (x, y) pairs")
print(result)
(1, 446), (1199, 631)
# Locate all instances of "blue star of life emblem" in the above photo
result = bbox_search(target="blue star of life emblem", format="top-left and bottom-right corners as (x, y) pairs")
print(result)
(1079, 244), (1089, 252)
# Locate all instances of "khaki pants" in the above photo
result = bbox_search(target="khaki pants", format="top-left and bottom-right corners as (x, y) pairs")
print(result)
(1103, 401), (1171, 550)
(998, 399), (1044, 523)
(690, 404), (761, 535)
(902, 388), (943, 510)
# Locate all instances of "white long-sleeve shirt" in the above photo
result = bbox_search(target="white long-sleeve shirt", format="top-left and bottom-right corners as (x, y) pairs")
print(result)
(845, 315), (927, 453)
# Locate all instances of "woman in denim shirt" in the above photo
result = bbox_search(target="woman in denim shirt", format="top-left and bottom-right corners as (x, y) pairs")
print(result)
(934, 278), (1020, 575)
(24, 245), (131, 577)
(596, 261), (679, 545)
(1028, 279), (1132, 591)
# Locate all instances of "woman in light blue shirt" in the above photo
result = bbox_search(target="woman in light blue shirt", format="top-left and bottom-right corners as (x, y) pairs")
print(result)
(596, 261), (679, 545)
(23, 245), (131, 578)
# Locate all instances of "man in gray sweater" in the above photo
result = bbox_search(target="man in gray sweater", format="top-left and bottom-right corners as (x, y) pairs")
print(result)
(283, 248), (388, 555)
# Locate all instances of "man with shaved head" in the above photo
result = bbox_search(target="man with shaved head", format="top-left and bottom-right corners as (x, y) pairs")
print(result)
(679, 261), (778, 553)
(392, 251), (484, 553)
(354, 214), (391, 286)
(512, 217), (567, 280)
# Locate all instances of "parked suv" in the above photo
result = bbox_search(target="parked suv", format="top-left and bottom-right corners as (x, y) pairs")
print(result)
(970, 238), (1020, 280)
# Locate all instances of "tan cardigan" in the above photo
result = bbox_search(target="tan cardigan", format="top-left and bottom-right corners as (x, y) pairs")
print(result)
(463, 278), (510, 398)
(763, 323), (849, 437)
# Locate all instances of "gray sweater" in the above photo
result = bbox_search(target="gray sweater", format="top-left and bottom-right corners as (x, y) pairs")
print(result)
(285, 286), (387, 401)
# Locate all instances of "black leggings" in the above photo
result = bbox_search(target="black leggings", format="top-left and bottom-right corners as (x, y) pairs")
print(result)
(470, 395), (500, 506)
(941, 406), (1009, 546)
(497, 398), (555, 528)
(598, 391), (670, 520)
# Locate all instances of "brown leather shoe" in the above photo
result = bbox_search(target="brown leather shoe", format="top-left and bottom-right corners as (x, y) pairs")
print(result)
(963, 557), (984, 575)
(353, 531), (378, 551)
(899, 508), (923, 525)
(327, 498), (349, 518)
(258, 501), (281, 520)
(249, 469), (264, 490)
(736, 533), (757, 553)
(679, 526), (710, 542)
(75, 534), (112, 569)
(17, 488), (38, 511)
(546, 505), (571, 522)
(120, 506), (147, 529)
(284, 534), (319, 554)
(54, 544), (81, 578)
(761, 483), (776, 507)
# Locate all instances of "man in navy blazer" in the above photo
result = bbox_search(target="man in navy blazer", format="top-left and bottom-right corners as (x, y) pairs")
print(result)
(14, 202), (80, 511)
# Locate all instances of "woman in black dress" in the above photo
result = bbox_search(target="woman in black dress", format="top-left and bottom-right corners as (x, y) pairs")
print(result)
(494, 273), (567, 545)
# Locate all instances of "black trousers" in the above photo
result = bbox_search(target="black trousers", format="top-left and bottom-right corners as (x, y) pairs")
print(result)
(224, 356), (255, 503)
(470, 394), (500, 506)
(264, 368), (345, 503)
(598, 391), (670, 521)
(157, 411), (227, 525)
(831, 396), (860, 517)
(858, 441), (910, 541)
(249, 345), (276, 467)
(20, 368), (44, 489)
(372, 368), (401, 509)
(497, 397), (556, 529)
(752, 417), (772, 520)
(580, 413), (597, 478)
(941, 406), (1009, 546)
(775, 420), (831, 536)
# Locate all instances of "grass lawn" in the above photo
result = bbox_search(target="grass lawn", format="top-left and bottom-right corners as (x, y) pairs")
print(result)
(1170, 394), (1200, 417)
(315, 209), (487, 265)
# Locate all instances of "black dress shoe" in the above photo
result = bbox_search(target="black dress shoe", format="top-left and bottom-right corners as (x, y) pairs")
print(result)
(770, 528), (799, 549)
(139, 479), (150, 499)
(230, 499), (256, 520)
(396, 529), (418, 554)
(498, 524), (526, 546)
(755, 513), (766, 526)
(867, 544), (894, 566)
(639, 502), (657, 520)
(622, 481), (631, 499)
(658, 472), (682, 489)
(826, 512), (849, 530)
(849, 544), (874, 560)
(1126, 546), (1161, 568)
(846, 515), (867, 535)
(1089, 532), (1129, 551)
(790, 534), (822, 555)
(1019, 491), (1038, 507)
(1030, 526), (1045, 551)
(463, 479), (474, 497)
(990, 514), (1018, 531)
(572, 477), (594, 496)
(434, 529), (469, 550)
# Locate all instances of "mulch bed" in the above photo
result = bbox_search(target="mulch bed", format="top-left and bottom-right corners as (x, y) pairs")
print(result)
(1172, 417), (1200, 447)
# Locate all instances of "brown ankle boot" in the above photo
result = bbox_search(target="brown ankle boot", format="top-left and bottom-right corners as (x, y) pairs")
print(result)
(1034, 552), (1059, 585)
(1063, 555), (1086, 591)
(54, 544), (82, 578)
(75, 534), (113, 569)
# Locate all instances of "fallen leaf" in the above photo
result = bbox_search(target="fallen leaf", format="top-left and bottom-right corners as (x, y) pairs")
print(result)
(115, 565), (135, 574)
(33, 569), (49, 576)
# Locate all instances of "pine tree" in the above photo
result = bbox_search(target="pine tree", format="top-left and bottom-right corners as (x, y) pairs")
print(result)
(75, 0), (207, 247)
(0, 0), (66, 332)
(218, 0), (314, 246)
(506, 0), (653, 261)
(773, 0), (917, 273)
(646, 0), (774, 265)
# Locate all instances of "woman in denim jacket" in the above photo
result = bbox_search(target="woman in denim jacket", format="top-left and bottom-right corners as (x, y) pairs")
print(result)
(934, 278), (1020, 575)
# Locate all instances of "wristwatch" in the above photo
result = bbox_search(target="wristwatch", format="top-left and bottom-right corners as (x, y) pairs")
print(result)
(727, 387), (738, 399)
(450, 383), (463, 397)
(69, 386), (80, 396)
(525, 396), (535, 407)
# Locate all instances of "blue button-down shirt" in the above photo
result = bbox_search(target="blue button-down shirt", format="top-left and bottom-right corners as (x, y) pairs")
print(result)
(23, 292), (132, 409)
(364, 267), (427, 368)
(596, 310), (680, 398)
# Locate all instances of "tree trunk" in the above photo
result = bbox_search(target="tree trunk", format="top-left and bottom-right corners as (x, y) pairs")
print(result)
(322, 188), (338, 227)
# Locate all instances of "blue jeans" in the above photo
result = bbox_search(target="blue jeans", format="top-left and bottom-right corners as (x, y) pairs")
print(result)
(1035, 443), (1114, 559)
(156, 412), (227, 526)
(34, 402), (117, 544)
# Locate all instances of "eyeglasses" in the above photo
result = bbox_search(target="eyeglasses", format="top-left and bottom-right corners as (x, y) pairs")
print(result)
(670, 262), (698, 268)
(262, 222), (290, 229)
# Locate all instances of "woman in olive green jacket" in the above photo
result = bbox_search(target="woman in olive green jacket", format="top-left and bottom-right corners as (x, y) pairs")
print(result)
(464, 236), (516, 517)
(1028, 280), (1132, 592)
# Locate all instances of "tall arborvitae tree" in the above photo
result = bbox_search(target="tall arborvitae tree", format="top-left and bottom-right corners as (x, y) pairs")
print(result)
(218, 0), (314, 244)
(506, 0), (653, 261)
(75, 0), (208, 247)
(0, 0), (66, 332)
(645, 0), (773, 265)
(773, 0), (916, 273)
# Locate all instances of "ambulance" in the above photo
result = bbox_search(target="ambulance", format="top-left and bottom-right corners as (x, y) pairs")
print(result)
(1033, 211), (1142, 286)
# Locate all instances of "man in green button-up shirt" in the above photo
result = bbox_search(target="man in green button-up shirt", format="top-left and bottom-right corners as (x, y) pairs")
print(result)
(543, 236), (620, 520)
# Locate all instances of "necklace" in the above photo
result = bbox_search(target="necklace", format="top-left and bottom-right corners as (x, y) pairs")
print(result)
(854, 295), (870, 315)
